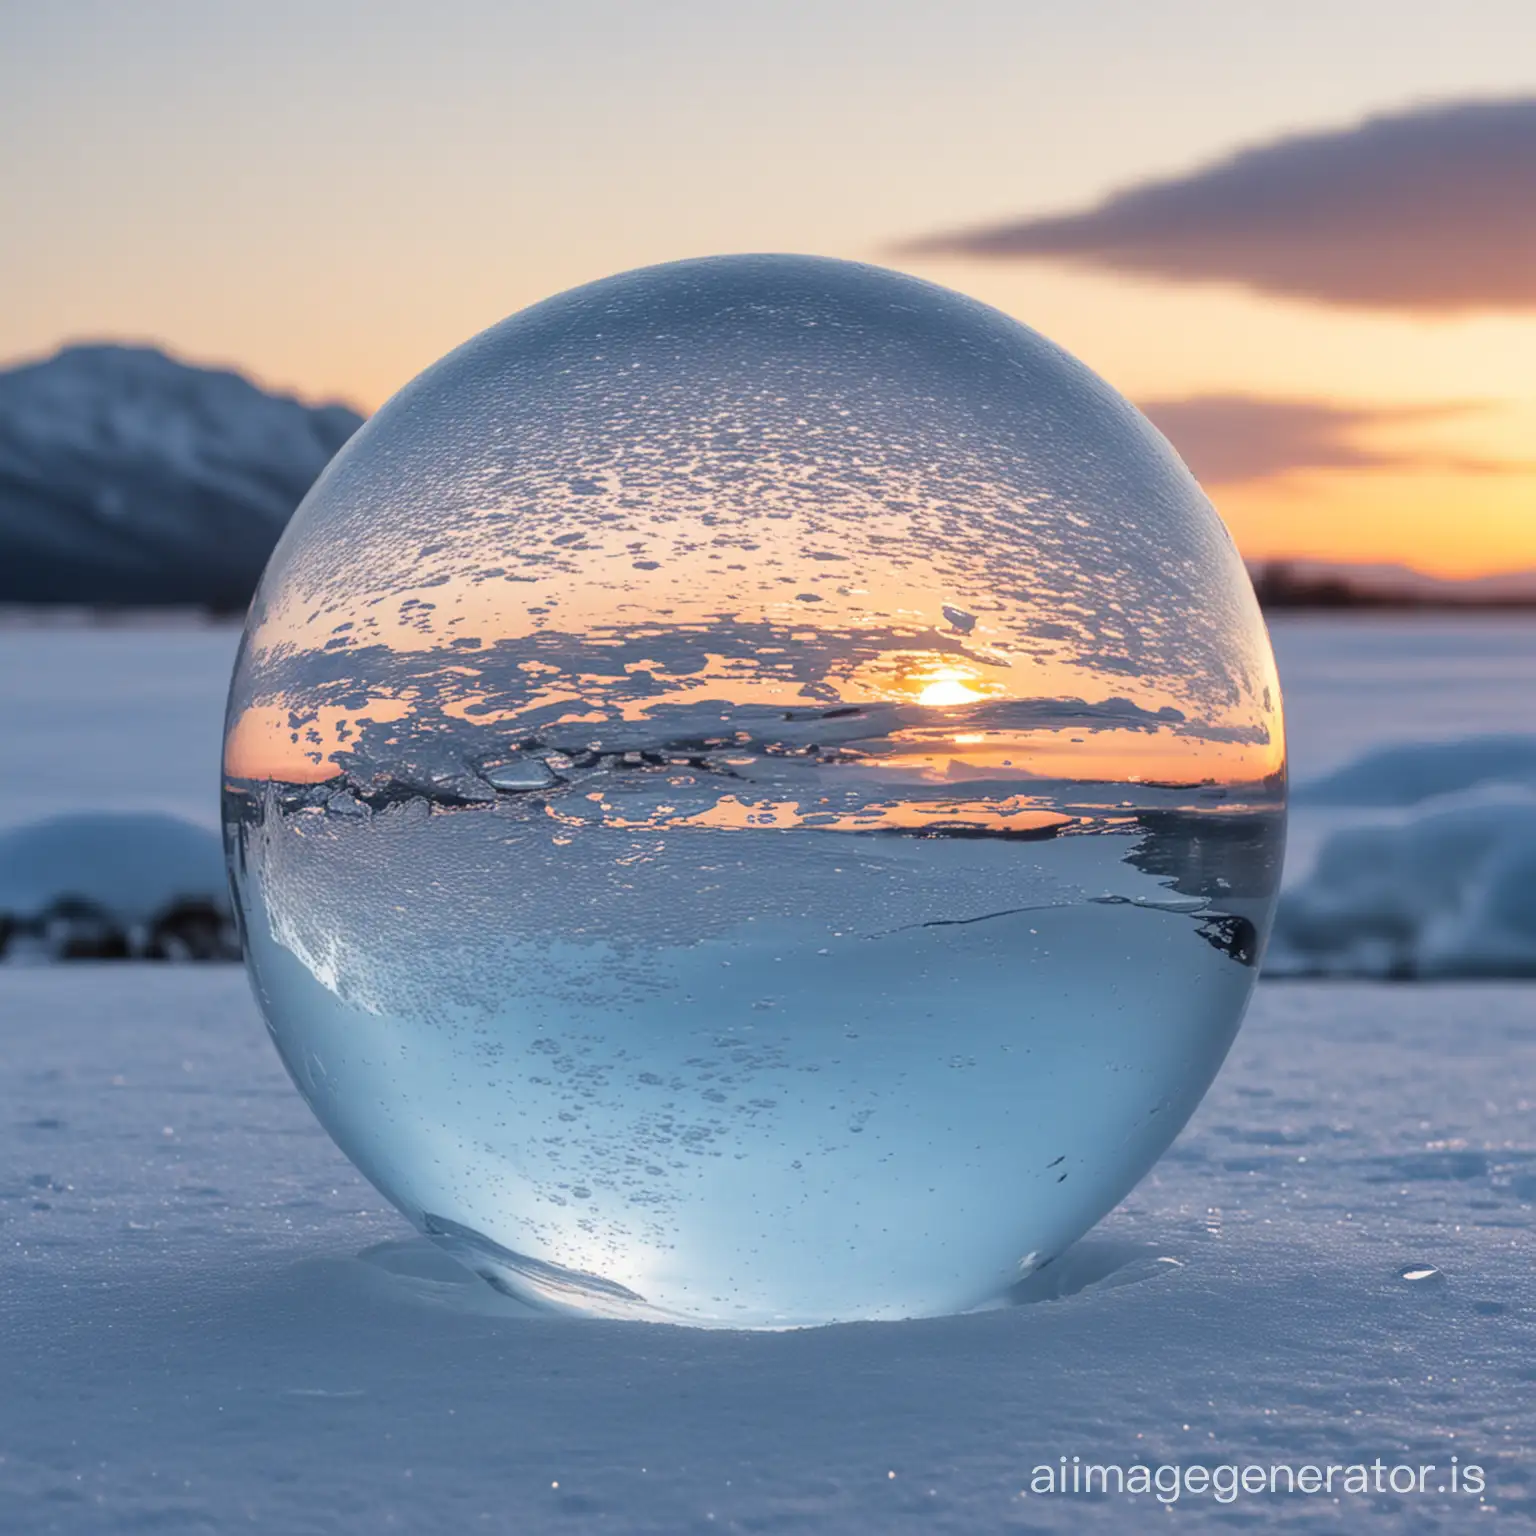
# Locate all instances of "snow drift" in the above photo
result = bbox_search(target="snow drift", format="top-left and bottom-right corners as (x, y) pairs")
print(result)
(1270, 735), (1536, 977)
(0, 813), (236, 961)
(1295, 733), (1536, 808)
(0, 345), (361, 608)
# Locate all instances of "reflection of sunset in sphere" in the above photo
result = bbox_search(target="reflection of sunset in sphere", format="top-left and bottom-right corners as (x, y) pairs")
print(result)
(916, 669), (985, 707)
(224, 256), (1285, 1326)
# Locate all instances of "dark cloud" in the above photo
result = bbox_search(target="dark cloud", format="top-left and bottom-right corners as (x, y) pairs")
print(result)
(1138, 396), (1527, 487)
(901, 99), (1536, 312)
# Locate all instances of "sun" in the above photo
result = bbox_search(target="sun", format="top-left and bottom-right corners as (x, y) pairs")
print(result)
(916, 668), (983, 707)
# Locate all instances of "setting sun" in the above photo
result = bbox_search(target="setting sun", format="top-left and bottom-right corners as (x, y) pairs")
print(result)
(917, 669), (984, 707)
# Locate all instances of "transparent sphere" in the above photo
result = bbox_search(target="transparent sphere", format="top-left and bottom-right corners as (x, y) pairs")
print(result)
(224, 256), (1285, 1326)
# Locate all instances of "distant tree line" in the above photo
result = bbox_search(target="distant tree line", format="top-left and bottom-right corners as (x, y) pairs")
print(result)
(1251, 561), (1536, 611)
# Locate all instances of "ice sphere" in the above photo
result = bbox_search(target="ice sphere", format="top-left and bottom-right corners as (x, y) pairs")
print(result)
(223, 256), (1286, 1326)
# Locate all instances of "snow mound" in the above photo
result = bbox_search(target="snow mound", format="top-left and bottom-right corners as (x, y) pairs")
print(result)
(0, 344), (361, 608)
(1274, 734), (1536, 977)
(0, 813), (236, 961)
(1296, 734), (1536, 807)
(1269, 801), (1536, 977)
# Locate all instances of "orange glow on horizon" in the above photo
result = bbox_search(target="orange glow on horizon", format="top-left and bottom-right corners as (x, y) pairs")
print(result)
(1216, 465), (1536, 580)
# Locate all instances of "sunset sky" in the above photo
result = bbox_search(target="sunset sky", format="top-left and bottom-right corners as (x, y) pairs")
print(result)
(3, 0), (1534, 576)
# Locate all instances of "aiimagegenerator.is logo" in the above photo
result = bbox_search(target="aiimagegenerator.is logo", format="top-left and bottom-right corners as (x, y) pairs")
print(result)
(1026, 1454), (1487, 1505)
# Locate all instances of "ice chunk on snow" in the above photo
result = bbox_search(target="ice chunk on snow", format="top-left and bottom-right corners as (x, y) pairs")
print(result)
(478, 757), (558, 791)
(4, 968), (1534, 1531)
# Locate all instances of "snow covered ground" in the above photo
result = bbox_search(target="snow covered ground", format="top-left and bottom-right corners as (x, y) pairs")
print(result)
(0, 617), (238, 835)
(1266, 615), (1536, 783)
(4, 970), (1531, 1531)
(1, 615), (1534, 1530)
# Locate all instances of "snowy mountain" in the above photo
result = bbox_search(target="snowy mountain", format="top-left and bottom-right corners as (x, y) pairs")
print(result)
(0, 345), (362, 609)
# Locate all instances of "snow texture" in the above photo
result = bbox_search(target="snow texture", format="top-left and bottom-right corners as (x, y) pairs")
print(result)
(0, 624), (244, 959)
(2, 968), (1531, 1531)
(0, 620), (239, 835)
(1270, 798), (1536, 979)
(1265, 616), (1536, 783)
(1262, 618), (1536, 977)
(0, 346), (360, 607)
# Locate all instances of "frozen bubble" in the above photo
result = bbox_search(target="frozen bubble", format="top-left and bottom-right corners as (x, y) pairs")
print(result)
(223, 255), (1286, 1327)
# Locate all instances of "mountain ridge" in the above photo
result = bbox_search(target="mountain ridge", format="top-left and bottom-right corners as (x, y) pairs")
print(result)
(0, 344), (362, 609)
